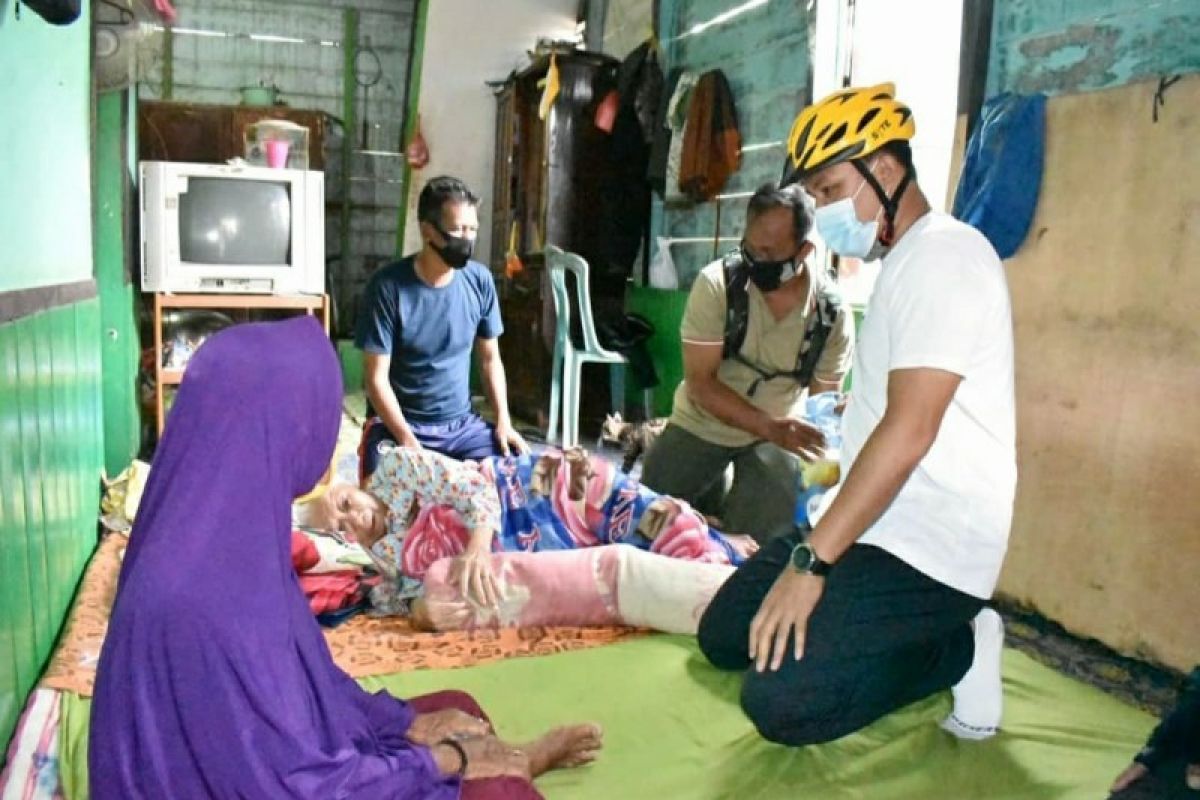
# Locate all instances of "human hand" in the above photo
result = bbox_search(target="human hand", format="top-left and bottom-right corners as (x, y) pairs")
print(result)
(408, 709), (491, 746)
(447, 543), (501, 607)
(720, 533), (761, 560)
(1110, 762), (1148, 793)
(494, 419), (530, 456)
(398, 432), (424, 450)
(764, 417), (826, 462)
(748, 568), (825, 672)
(1110, 761), (1200, 794)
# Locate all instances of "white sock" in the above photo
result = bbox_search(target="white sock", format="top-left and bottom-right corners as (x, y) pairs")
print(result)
(941, 607), (1004, 740)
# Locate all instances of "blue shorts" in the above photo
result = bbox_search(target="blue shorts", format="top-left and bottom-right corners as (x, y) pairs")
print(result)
(359, 413), (502, 480)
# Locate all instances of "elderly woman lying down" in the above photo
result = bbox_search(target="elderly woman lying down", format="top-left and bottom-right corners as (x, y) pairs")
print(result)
(298, 445), (758, 614)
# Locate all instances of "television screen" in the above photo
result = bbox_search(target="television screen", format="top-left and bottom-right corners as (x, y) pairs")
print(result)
(178, 178), (291, 265)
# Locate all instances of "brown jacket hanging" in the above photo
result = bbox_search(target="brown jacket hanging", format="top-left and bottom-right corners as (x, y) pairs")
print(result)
(678, 69), (741, 202)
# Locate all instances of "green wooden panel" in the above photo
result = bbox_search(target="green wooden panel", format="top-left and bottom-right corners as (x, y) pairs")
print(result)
(0, 301), (104, 754)
(95, 90), (142, 477)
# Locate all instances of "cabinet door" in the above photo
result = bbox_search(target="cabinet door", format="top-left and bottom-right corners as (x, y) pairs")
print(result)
(490, 86), (517, 273)
(139, 101), (230, 164)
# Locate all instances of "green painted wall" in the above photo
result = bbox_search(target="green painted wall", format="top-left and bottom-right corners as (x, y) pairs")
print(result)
(95, 90), (142, 477)
(0, 302), (104, 754)
(0, 1), (103, 753)
(988, 0), (1200, 96)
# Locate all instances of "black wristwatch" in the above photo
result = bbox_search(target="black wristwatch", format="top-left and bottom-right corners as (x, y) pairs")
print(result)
(790, 542), (832, 577)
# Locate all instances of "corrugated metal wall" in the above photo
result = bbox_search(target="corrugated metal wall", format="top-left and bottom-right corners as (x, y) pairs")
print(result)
(137, 0), (418, 335)
(0, 0), (104, 751)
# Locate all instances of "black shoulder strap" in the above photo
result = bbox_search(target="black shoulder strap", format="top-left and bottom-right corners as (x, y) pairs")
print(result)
(721, 250), (750, 360)
(794, 284), (843, 388)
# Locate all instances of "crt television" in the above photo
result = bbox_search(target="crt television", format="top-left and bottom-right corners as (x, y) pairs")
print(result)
(140, 160), (324, 295)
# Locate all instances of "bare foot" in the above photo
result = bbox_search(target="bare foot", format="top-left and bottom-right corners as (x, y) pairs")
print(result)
(520, 723), (603, 777)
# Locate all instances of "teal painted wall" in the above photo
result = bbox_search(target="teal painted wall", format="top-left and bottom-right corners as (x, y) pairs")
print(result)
(95, 90), (143, 477)
(988, 0), (1200, 96)
(0, 1), (103, 753)
(636, 0), (813, 415)
(0, 1), (93, 293)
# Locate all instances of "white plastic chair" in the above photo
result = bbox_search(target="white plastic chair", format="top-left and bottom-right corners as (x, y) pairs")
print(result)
(545, 245), (643, 448)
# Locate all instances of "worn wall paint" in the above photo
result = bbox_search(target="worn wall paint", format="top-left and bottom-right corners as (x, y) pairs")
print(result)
(0, 0), (93, 293)
(95, 91), (143, 477)
(988, 0), (1200, 96)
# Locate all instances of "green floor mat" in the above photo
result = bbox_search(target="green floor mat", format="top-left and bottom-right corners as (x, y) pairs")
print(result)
(61, 636), (1153, 799)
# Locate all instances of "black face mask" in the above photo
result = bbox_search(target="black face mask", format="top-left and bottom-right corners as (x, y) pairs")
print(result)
(430, 222), (475, 269)
(741, 242), (799, 293)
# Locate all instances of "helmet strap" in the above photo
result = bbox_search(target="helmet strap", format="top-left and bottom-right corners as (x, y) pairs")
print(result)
(853, 158), (912, 246)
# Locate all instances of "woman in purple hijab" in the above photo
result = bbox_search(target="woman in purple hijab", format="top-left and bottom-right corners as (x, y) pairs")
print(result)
(90, 318), (602, 799)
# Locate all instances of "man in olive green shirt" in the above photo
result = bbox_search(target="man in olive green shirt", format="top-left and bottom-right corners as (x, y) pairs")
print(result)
(641, 184), (854, 542)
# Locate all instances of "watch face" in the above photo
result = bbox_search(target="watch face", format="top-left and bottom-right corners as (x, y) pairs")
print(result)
(791, 543), (814, 572)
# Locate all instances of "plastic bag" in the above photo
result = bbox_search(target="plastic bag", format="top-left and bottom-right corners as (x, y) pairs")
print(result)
(648, 237), (679, 289)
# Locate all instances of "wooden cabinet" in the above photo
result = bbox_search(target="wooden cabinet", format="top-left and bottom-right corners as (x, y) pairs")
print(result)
(152, 293), (329, 434)
(138, 100), (327, 169)
(490, 50), (624, 432)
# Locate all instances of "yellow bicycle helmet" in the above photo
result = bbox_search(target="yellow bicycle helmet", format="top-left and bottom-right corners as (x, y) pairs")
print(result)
(781, 83), (915, 187)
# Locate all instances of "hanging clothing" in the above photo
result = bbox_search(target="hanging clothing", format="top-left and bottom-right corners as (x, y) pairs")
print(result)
(679, 69), (741, 203)
(90, 317), (462, 799)
(601, 39), (664, 280)
(648, 68), (684, 197)
(663, 71), (700, 204)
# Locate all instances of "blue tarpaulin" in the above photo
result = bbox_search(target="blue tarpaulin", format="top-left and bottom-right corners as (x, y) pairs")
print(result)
(952, 93), (1047, 259)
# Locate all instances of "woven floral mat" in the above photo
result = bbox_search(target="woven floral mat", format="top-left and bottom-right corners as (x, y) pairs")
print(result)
(40, 534), (644, 697)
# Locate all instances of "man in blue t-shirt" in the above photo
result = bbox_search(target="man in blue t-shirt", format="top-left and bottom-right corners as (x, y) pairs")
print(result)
(355, 176), (527, 478)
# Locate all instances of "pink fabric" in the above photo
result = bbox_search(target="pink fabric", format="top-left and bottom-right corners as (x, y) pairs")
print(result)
(423, 549), (622, 630)
(407, 691), (544, 800)
(291, 530), (321, 572)
(648, 498), (731, 564)
(401, 505), (474, 580)
(297, 571), (374, 615)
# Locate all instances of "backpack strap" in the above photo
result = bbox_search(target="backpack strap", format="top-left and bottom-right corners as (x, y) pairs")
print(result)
(793, 284), (842, 389)
(721, 254), (843, 396)
(721, 250), (750, 360)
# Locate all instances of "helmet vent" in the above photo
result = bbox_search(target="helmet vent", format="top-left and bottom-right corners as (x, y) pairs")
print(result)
(856, 108), (880, 133)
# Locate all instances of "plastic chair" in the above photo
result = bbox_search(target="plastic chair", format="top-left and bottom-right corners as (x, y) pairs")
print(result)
(545, 245), (643, 448)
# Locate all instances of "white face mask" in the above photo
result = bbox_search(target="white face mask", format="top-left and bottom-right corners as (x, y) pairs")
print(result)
(813, 165), (884, 260)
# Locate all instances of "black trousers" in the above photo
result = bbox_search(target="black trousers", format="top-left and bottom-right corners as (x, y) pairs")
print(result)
(698, 533), (985, 745)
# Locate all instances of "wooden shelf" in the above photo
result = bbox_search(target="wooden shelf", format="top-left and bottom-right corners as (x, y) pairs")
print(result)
(153, 292), (330, 435)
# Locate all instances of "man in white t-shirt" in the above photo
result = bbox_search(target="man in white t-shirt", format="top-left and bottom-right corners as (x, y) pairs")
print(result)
(698, 83), (1017, 746)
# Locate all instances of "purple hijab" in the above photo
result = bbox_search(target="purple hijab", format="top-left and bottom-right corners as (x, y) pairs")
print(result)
(90, 318), (459, 799)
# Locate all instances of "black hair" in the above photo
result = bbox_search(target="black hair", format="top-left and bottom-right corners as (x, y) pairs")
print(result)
(876, 140), (916, 180)
(417, 176), (479, 228)
(746, 182), (814, 245)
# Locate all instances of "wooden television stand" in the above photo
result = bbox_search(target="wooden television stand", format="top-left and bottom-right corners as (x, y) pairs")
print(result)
(152, 292), (330, 435)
